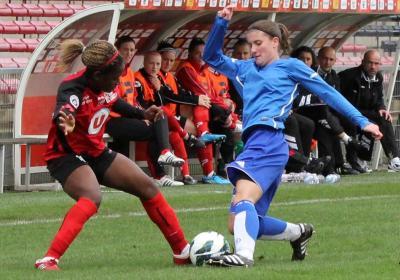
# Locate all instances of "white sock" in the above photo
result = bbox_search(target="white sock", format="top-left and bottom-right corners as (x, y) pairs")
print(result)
(259, 222), (301, 241)
(234, 211), (256, 261)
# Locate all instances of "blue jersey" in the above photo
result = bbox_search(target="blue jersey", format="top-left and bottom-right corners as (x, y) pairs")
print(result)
(203, 16), (370, 137)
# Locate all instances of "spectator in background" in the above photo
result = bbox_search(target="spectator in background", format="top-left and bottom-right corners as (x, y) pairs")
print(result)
(339, 49), (400, 172)
(107, 36), (185, 187)
(134, 51), (208, 185)
(176, 38), (230, 184)
(292, 46), (362, 176)
(316, 46), (360, 175)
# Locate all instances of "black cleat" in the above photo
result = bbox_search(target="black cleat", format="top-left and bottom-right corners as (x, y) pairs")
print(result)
(207, 253), (254, 268)
(182, 175), (197, 185)
(305, 156), (331, 174)
(336, 163), (360, 175)
(187, 133), (206, 148)
(290, 223), (314, 261)
(347, 137), (367, 154)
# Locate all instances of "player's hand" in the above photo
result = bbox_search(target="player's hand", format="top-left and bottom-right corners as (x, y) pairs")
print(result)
(362, 123), (382, 140)
(378, 109), (392, 122)
(143, 119), (152, 126)
(58, 111), (75, 135)
(198, 95), (211, 108)
(217, 4), (234, 20)
(149, 76), (161, 91)
(144, 105), (164, 121)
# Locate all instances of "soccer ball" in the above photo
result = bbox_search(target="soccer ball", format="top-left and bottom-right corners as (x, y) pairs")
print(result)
(189, 231), (231, 266)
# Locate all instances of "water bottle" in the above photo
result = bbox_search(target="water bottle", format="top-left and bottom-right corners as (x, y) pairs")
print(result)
(325, 174), (341, 184)
(304, 173), (319, 184)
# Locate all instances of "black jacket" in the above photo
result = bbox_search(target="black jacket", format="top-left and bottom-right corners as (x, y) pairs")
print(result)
(338, 66), (386, 114)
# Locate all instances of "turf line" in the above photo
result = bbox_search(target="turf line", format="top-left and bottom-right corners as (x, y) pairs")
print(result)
(0, 194), (398, 227)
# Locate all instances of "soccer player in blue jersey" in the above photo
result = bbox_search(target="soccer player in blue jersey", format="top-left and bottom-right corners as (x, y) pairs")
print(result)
(203, 5), (383, 267)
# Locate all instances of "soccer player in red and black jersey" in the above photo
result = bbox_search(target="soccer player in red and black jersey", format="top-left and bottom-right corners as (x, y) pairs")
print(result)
(34, 40), (190, 271)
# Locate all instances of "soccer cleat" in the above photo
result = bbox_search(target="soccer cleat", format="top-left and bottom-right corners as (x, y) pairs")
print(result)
(157, 175), (184, 187)
(34, 257), (60, 271)
(186, 134), (206, 148)
(388, 157), (400, 172)
(157, 151), (185, 167)
(182, 175), (198, 185)
(346, 137), (366, 153)
(336, 163), (360, 175)
(207, 253), (254, 268)
(290, 223), (314, 261)
(173, 244), (191, 265)
(200, 133), (226, 144)
(305, 156), (331, 175)
(201, 174), (230, 185)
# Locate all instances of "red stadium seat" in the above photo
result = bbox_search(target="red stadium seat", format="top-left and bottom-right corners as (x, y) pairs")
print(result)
(5, 38), (27, 52)
(0, 38), (11, 52)
(68, 4), (87, 13)
(22, 38), (40, 52)
(53, 4), (74, 17)
(6, 4), (28, 17)
(38, 4), (59, 17)
(0, 21), (20, 34)
(0, 58), (18, 68)
(22, 4), (44, 17)
(14, 21), (36, 34)
(30, 21), (52, 34)
(12, 57), (29, 68)
(0, 4), (12, 16)
(46, 21), (60, 29)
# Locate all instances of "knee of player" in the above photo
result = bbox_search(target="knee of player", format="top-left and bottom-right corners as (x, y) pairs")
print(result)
(86, 192), (102, 208)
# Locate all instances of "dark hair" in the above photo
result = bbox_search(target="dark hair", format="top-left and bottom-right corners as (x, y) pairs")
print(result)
(58, 39), (123, 74)
(290, 46), (317, 68)
(188, 37), (205, 54)
(233, 38), (251, 50)
(247, 20), (291, 55)
(114, 36), (135, 50)
(157, 40), (176, 53)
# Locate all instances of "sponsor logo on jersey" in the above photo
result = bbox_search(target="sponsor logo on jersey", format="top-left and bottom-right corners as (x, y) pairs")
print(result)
(104, 91), (118, 103)
(97, 95), (106, 105)
(69, 95), (80, 109)
(88, 108), (110, 135)
(82, 95), (92, 105)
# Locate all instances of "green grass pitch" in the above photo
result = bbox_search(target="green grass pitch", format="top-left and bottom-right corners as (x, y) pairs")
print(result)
(0, 171), (398, 279)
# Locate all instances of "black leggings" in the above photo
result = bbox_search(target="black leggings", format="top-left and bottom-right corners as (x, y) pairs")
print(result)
(106, 117), (170, 176)
(284, 112), (315, 172)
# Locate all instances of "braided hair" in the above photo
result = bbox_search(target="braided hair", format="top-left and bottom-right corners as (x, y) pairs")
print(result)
(57, 39), (123, 74)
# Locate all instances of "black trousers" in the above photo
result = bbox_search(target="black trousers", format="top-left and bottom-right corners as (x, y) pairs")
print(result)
(106, 117), (170, 176)
(284, 112), (315, 172)
(340, 110), (399, 162)
(209, 105), (235, 165)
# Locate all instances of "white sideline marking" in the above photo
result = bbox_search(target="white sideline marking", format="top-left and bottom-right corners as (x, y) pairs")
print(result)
(0, 194), (398, 227)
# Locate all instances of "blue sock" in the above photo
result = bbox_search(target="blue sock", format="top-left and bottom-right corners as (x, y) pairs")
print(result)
(258, 215), (287, 237)
(232, 200), (259, 260)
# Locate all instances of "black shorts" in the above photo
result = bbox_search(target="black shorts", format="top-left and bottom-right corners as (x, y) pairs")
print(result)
(47, 148), (117, 186)
(175, 115), (187, 128)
